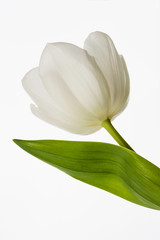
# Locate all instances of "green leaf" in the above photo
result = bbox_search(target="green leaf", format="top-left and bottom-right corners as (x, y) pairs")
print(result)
(13, 139), (160, 210)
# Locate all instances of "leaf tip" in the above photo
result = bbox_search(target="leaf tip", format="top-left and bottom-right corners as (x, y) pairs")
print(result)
(13, 138), (20, 144)
(12, 139), (26, 148)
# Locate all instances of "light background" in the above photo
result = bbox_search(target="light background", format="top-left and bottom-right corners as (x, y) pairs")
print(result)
(1, 0), (160, 239)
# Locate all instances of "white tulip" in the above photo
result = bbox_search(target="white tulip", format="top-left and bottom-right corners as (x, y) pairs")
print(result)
(22, 31), (130, 135)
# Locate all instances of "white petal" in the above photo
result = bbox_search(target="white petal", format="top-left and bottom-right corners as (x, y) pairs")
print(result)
(84, 31), (130, 119)
(31, 104), (101, 134)
(22, 68), (101, 134)
(120, 55), (130, 102)
(39, 42), (110, 121)
(22, 67), (54, 106)
(22, 68), (70, 122)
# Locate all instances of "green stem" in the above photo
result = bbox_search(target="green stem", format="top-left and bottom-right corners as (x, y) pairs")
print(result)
(101, 119), (134, 151)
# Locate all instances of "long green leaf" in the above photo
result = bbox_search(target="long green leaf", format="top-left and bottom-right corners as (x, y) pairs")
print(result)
(13, 139), (160, 210)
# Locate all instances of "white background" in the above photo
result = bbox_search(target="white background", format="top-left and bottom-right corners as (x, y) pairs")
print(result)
(1, 0), (160, 239)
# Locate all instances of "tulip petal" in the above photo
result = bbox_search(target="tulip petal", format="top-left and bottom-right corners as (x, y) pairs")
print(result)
(30, 104), (101, 134)
(39, 42), (110, 121)
(22, 68), (101, 134)
(84, 32), (130, 119)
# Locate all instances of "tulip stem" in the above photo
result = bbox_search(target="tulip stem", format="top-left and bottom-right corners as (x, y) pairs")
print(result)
(101, 119), (134, 151)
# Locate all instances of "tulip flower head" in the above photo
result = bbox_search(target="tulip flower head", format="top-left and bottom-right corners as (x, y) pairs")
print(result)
(22, 31), (130, 135)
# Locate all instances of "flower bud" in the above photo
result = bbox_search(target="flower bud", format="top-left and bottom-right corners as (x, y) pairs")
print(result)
(22, 31), (130, 134)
